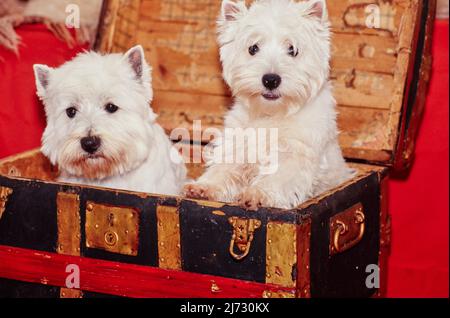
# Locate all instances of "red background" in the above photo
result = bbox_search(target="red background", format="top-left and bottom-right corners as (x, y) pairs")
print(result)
(0, 22), (448, 298)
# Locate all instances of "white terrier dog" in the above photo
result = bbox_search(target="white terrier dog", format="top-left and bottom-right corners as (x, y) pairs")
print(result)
(33, 45), (187, 195)
(185, 0), (353, 210)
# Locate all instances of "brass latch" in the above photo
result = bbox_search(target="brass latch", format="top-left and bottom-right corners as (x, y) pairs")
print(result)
(330, 203), (366, 255)
(0, 187), (13, 220)
(228, 217), (261, 261)
(85, 201), (139, 256)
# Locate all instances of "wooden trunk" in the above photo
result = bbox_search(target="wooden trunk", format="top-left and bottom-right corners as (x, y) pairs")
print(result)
(0, 0), (435, 298)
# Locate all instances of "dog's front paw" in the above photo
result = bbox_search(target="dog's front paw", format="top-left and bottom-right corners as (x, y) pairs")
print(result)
(237, 187), (273, 211)
(183, 183), (221, 201)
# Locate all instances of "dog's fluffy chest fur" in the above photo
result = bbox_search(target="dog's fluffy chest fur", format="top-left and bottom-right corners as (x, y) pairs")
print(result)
(188, 83), (354, 209)
(226, 84), (339, 155)
(226, 84), (353, 195)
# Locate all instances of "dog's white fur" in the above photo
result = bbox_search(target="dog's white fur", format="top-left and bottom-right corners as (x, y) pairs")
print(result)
(33, 46), (186, 195)
(185, 0), (353, 210)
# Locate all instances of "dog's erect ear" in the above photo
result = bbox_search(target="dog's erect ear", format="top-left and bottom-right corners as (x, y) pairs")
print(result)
(124, 45), (146, 81)
(33, 64), (52, 98)
(221, 0), (247, 22)
(306, 0), (328, 22)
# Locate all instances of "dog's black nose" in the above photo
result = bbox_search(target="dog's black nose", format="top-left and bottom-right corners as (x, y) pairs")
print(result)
(80, 136), (101, 154)
(262, 74), (282, 90)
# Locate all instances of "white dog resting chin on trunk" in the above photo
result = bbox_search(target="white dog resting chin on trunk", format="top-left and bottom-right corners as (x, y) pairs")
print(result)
(184, 0), (354, 210)
(33, 45), (187, 196)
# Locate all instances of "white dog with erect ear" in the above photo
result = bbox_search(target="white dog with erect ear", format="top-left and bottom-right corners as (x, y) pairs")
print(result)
(184, 0), (354, 210)
(33, 45), (187, 195)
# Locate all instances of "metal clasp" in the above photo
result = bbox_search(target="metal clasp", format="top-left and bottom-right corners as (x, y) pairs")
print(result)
(228, 217), (261, 261)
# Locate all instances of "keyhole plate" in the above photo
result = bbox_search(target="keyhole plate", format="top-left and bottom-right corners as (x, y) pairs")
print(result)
(85, 201), (139, 256)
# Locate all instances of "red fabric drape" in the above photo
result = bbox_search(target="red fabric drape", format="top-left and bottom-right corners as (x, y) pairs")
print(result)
(0, 24), (87, 156)
(0, 22), (448, 298)
(387, 20), (449, 298)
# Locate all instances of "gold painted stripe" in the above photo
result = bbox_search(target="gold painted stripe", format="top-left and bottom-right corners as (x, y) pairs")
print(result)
(262, 290), (296, 298)
(0, 186), (13, 220)
(60, 288), (83, 298)
(188, 199), (225, 208)
(266, 222), (297, 288)
(156, 205), (181, 270)
(56, 192), (82, 299)
(56, 192), (81, 256)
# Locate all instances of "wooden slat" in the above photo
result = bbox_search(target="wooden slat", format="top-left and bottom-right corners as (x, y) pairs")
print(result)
(394, 0), (436, 171)
(94, 0), (425, 166)
(331, 32), (398, 74)
(327, 0), (408, 35)
(140, 0), (409, 36)
(331, 70), (395, 109)
(337, 106), (392, 156)
(0, 149), (58, 181)
(153, 90), (228, 133)
(0, 245), (295, 298)
(154, 95), (394, 163)
(109, 0), (141, 53)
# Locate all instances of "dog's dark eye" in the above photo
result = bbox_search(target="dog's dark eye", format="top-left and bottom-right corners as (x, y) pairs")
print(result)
(249, 44), (259, 56)
(288, 45), (299, 57)
(66, 107), (77, 119)
(105, 103), (119, 114)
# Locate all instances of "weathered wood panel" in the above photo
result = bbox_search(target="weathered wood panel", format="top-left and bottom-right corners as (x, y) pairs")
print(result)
(95, 0), (431, 168)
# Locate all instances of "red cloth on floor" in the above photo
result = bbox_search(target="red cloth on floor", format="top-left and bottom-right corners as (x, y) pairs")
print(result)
(0, 22), (448, 298)
(387, 20), (449, 298)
